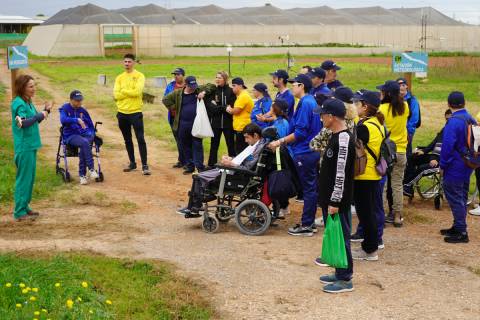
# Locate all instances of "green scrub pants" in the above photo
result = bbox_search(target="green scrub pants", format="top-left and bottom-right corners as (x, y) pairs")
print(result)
(13, 150), (37, 219)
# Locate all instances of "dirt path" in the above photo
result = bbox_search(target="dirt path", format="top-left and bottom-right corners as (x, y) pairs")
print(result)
(1, 60), (480, 320)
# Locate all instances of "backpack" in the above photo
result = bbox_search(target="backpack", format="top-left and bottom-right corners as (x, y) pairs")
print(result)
(452, 115), (480, 169)
(407, 96), (422, 129)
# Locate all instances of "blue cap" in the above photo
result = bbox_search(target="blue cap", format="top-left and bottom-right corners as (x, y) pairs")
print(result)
(232, 77), (247, 89)
(185, 76), (198, 89)
(273, 98), (289, 113)
(70, 90), (83, 101)
(308, 67), (326, 79)
(270, 69), (289, 80)
(376, 80), (400, 95)
(314, 98), (346, 118)
(172, 67), (185, 76)
(253, 83), (268, 95)
(353, 90), (381, 108)
(333, 86), (354, 104)
(448, 91), (465, 107)
(396, 77), (408, 85)
(321, 60), (341, 71)
(287, 74), (312, 91)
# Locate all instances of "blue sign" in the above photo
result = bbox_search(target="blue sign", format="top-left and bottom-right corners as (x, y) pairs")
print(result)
(7, 46), (29, 70)
(392, 52), (428, 73)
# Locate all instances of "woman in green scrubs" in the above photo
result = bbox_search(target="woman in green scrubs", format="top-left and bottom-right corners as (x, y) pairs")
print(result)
(11, 74), (52, 222)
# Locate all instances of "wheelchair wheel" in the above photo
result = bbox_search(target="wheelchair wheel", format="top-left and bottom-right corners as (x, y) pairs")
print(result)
(95, 172), (104, 182)
(202, 215), (220, 233)
(57, 168), (71, 183)
(415, 173), (441, 200)
(235, 199), (271, 236)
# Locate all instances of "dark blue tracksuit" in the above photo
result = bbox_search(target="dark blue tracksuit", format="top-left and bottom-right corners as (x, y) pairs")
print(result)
(59, 103), (95, 176)
(288, 94), (322, 227)
(276, 89), (295, 121)
(164, 80), (185, 165)
(440, 109), (476, 233)
(178, 92), (204, 171)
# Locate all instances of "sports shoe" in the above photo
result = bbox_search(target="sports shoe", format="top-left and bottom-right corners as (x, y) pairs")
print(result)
(26, 210), (40, 218)
(385, 214), (394, 224)
(444, 232), (469, 243)
(278, 208), (290, 218)
(185, 212), (202, 219)
(172, 162), (184, 169)
(142, 165), (151, 175)
(311, 224), (318, 233)
(89, 169), (99, 179)
(123, 163), (137, 172)
(378, 239), (385, 250)
(469, 206), (480, 216)
(79, 176), (88, 185)
(350, 233), (363, 242)
(176, 207), (190, 215)
(319, 274), (337, 284)
(323, 280), (354, 294)
(440, 226), (456, 236)
(403, 185), (414, 198)
(183, 167), (195, 175)
(314, 217), (324, 227)
(288, 224), (313, 237)
(352, 248), (378, 261)
(14, 214), (37, 222)
(314, 257), (330, 267)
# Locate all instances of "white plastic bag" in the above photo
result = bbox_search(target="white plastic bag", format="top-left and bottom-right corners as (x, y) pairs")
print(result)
(191, 99), (214, 138)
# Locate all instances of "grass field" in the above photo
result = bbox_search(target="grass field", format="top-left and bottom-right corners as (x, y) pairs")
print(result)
(0, 253), (212, 319)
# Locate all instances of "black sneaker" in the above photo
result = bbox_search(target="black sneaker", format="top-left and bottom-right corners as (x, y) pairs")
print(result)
(142, 165), (151, 175)
(172, 162), (184, 168)
(185, 212), (202, 219)
(385, 214), (394, 224)
(288, 224), (313, 237)
(403, 185), (414, 198)
(311, 224), (318, 233)
(183, 167), (195, 175)
(444, 232), (469, 243)
(176, 207), (190, 215)
(123, 163), (137, 172)
(350, 233), (364, 242)
(440, 226), (457, 236)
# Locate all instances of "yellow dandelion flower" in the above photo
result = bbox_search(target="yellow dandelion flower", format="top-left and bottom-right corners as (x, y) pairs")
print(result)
(15, 303), (22, 308)
(77, 297), (82, 302)
(81, 281), (88, 288)
(54, 283), (61, 288)
(33, 318), (38, 320)
(105, 299), (112, 305)
(41, 309), (47, 313)
(26, 287), (31, 292)
(66, 299), (74, 309)
(89, 310), (94, 314)
(34, 311), (40, 315)
(32, 288), (38, 293)
(22, 289), (28, 294)
(5, 283), (12, 288)
(29, 296), (36, 302)
(19, 283), (26, 288)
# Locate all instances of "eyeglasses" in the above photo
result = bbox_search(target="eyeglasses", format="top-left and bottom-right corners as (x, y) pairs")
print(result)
(292, 82), (303, 87)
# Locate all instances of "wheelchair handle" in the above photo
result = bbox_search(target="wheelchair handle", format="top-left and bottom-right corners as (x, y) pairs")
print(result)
(94, 121), (102, 130)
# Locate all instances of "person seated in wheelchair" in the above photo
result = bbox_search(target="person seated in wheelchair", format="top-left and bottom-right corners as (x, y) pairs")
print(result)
(403, 109), (452, 197)
(59, 90), (99, 185)
(176, 123), (270, 218)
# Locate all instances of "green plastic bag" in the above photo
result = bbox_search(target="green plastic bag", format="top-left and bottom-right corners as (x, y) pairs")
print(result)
(321, 214), (348, 268)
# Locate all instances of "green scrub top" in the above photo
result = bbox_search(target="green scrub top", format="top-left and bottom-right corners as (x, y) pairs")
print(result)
(11, 96), (42, 154)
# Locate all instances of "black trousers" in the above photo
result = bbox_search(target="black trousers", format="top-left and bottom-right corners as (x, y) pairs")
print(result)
(208, 127), (236, 166)
(354, 180), (379, 253)
(234, 131), (248, 155)
(117, 112), (147, 166)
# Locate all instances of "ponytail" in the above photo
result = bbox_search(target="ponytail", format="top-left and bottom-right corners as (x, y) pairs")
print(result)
(364, 102), (385, 125)
(382, 91), (405, 117)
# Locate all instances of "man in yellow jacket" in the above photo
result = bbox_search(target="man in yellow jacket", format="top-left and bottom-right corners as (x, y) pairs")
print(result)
(114, 53), (150, 175)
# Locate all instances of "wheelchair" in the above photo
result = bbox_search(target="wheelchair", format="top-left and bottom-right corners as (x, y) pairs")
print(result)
(199, 127), (281, 236)
(404, 167), (443, 210)
(55, 122), (104, 183)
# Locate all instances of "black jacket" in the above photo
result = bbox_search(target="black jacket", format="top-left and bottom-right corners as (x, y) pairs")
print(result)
(318, 130), (355, 209)
(207, 85), (236, 129)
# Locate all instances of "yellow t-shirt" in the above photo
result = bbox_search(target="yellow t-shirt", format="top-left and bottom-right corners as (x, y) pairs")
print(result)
(113, 70), (145, 114)
(379, 102), (410, 153)
(233, 90), (254, 131)
(355, 117), (385, 181)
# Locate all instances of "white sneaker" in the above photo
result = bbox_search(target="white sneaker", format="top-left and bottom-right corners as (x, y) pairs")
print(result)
(89, 169), (99, 179)
(469, 206), (480, 216)
(352, 249), (378, 261)
(351, 205), (356, 215)
(79, 176), (88, 185)
(278, 208), (290, 218)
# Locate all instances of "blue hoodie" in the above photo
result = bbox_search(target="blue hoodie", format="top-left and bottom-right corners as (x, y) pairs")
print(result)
(405, 91), (420, 136)
(440, 108), (476, 182)
(59, 103), (94, 143)
(289, 94), (322, 155)
(250, 97), (272, 129)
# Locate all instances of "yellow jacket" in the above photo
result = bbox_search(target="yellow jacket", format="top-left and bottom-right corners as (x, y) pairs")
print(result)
(114, 70), (145, 114)
(233, 90), (254, 131)
(379, 102), (410, 153)
(355, 116), (385, 181)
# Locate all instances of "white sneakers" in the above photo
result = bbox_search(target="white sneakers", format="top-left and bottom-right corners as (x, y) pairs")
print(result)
(278, 208), (290, 218)
(352, 249), (379, 261)
(469, 206), (480, 216)
(80, 169), (99, 185)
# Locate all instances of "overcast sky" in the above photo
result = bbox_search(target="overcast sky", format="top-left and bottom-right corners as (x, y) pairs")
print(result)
(2, 0), (479, 24)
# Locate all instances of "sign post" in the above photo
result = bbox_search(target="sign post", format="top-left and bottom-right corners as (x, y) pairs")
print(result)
(392, 51), (428, 94)
(7, 46), (29, 99)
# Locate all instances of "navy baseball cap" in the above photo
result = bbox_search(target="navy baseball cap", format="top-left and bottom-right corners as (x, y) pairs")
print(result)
(70, 90), (84, 101)
(253, 83), (268, 95)
(448, 91), (465, 107)
(396, 77), (408, 85)
(287, 74), (312, 91)
(232, 77), (247, 89)
(270, 69), (289, 80)
(353, 90), (381, 108)
(172, 67), (185, 76)
(273, 98), (289, 113)
(333, 86), (354, 104)
(376, 80), (400, 95)
(185, 76), (198, 89)
(308, 67), (326, 79)
(314, 98), (346, 118)
(321, 60), (341, 71)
